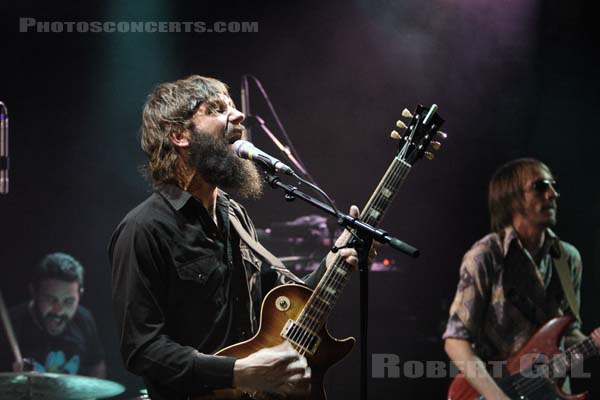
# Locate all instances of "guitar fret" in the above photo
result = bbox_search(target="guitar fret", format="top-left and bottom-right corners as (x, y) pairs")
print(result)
(312, 294), (330, 306)
(550, 337), (597, 376)
(381, 188), (393, 198)
(299, 313), (319, 325)
(368, 209), (381, 220)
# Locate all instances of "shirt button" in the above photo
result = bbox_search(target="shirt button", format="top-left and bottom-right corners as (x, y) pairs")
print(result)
(235, 297), (240, 302)
(198, 273), (204, 280)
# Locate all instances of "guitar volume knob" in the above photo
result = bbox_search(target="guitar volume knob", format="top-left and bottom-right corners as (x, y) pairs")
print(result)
(276, 296), (291, 311)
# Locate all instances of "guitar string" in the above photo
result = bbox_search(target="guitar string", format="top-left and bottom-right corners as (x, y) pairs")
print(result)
(291, 160), (408, 353)
(292, 160), (410, 354)
(516, 337), (596, 395)
(288, 130), (435, 366)
(290, 160), (410, 351)
(287, 116), (431, 354)
(290, 126), (422, 352)
(287, 159), (406, 354)
(501, 337), (595, 396)
(504, 340), (581, 395)
(290, 159), (409, 355)
(289, 162), (405, 356)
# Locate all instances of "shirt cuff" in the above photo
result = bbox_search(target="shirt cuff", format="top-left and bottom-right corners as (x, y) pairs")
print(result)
(442, 314), (473, 341)
(193, 355), (237, 389)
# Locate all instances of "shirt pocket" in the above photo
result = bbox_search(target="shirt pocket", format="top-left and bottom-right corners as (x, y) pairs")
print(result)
(173, 254), (226, 302)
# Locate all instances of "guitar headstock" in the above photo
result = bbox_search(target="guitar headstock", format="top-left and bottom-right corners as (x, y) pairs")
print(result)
(390, 104), (446, 165)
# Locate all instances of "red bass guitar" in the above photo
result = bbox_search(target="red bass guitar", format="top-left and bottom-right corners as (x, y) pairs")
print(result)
(448, 316), (600, 400)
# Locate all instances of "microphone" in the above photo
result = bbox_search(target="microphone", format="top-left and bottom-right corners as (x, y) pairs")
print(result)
(0, 102), (8, 194)
(232, 140), (295, 176)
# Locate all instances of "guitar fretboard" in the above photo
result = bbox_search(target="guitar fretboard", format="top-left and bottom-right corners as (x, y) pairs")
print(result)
(295, 156), (412, 334)
(498, 336), (599, 398)
(550, 337), (599, 377)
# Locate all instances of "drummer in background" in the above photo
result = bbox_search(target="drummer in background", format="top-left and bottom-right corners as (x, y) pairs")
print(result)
(0, 252), (106, 377)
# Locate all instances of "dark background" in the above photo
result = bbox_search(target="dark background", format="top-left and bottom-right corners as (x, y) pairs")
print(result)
(1, 0), (599, 398)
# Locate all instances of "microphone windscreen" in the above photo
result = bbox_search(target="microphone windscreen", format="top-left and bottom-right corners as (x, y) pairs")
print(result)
(232, 139), (252, 156)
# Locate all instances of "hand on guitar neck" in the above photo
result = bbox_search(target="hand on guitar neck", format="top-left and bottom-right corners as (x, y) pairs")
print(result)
(325, 205), (378, 271)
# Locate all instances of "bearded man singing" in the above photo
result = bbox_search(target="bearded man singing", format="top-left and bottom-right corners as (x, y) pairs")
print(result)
(109, 75), (361, 400)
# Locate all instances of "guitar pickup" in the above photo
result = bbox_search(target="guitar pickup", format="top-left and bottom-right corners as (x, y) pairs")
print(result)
(280, 319), (321, 355)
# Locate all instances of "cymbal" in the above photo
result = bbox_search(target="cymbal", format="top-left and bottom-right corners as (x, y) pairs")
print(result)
(0, 372), (125, 399)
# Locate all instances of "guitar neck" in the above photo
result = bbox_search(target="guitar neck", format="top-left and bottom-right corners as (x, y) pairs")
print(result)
(550, 336), (599, 377)
(295, 156), (412, 332)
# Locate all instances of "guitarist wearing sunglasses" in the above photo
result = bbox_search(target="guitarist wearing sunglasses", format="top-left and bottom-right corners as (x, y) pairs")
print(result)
(444, 158), (600, 400)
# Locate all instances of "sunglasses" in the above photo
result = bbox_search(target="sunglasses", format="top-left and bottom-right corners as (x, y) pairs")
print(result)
(531, 179), (559, 195)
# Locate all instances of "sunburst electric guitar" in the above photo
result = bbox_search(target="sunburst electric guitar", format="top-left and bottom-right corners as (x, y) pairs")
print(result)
(196, 105), (446, 400)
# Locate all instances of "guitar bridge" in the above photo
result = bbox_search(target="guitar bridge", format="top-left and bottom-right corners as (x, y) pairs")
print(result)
(281, 319), (321, 355)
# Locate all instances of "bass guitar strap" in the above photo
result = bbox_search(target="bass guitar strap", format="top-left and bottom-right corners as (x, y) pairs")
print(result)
(552, 242), (581, 323)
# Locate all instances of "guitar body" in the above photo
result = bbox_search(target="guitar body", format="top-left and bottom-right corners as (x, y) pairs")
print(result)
(448, 316), (588, 400)
(193, 284), (355, 400)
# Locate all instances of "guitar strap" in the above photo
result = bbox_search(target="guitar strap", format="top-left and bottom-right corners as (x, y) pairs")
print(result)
(229, 210), (305, 285)
(552, 242), (581, 323)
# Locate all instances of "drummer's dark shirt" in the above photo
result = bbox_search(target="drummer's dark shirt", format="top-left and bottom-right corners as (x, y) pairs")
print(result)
(108, 184), (325, 400)
(0, 303), (104, 376)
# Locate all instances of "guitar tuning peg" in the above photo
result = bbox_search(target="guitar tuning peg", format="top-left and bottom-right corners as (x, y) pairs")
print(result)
(436, 131), (448, 139)
(390, 130), (402, 140)
(402, 108), (413, 118)
(430, 141), (442, 150)
(424, 151), (435, 160)
(396, 120), (407, 129)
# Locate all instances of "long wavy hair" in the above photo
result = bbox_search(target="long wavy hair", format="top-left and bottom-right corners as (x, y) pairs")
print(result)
(140, 75), (228, 185)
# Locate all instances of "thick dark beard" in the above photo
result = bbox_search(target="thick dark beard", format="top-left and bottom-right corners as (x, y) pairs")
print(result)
(187, 126), (264, 199)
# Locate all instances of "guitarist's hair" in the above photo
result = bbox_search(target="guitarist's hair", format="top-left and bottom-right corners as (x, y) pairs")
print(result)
(488, 158), (553, 233)
(140, 75), (230, 187)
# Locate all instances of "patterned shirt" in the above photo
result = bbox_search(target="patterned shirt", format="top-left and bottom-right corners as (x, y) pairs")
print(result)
(443, 227), (582, 361)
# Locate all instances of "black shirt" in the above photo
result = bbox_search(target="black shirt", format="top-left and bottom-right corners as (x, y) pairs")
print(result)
(0, 302), (104, 376)
(108, 184), (325, 400)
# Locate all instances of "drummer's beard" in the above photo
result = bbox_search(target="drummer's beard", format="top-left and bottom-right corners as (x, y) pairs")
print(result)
(32, 304), (70, 336)
(42, 312), (69, 336)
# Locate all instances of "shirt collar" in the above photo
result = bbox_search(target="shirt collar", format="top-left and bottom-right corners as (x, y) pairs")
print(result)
(157, 184), (193, 211)
(501, 225), (558, 257)
(157, 184), (231, 211)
